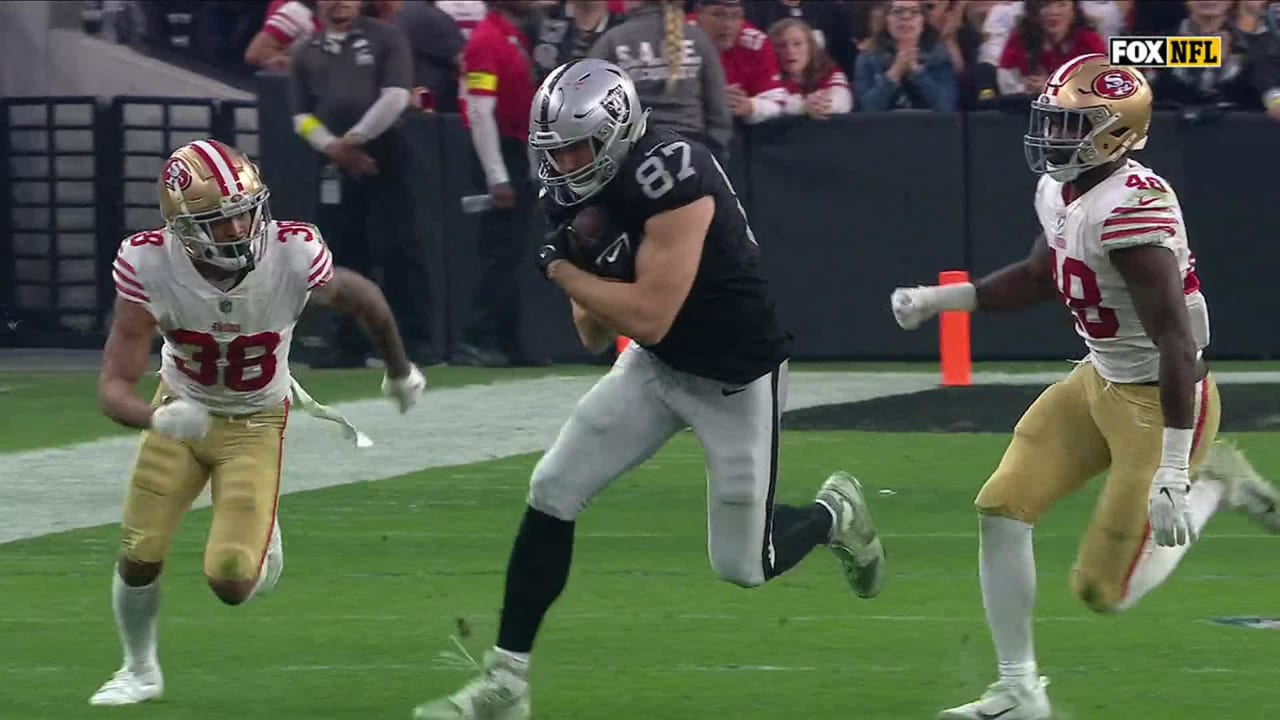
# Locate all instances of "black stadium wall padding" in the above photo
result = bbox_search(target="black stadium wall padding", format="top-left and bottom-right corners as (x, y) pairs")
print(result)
(4, 75), (1279, 362)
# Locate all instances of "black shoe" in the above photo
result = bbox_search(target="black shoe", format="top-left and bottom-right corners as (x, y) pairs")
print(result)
(451, 343), (511, 367)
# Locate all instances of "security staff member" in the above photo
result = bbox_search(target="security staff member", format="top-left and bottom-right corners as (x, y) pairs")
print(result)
(289, 0), (439, 367)
(455, 0), (543, 367)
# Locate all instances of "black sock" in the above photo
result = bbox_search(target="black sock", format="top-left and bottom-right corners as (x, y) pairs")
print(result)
(495, 506), (575, 654)
(767, 502), (833, 579)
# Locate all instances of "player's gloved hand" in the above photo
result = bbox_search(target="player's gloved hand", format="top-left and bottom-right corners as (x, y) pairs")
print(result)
(1148, 465), (1196, 547)
(382, 364), (426, 414)
(890, 282), (978, 330)
(890, 286), (938, 330)
(150, 397), (211, 442)
(536, 223), (571, 280)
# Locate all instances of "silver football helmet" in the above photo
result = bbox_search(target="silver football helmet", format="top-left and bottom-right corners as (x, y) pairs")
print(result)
(529, 58), (648, 205)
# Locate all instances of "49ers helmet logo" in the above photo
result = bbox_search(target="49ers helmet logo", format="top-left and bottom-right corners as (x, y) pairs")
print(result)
(1092, 69), (1139, 100)
(163, 158), (192, 191)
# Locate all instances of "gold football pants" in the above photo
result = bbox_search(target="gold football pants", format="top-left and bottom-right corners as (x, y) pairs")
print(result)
(976, 362), (1219, 611)
(120, 383), (288, 582)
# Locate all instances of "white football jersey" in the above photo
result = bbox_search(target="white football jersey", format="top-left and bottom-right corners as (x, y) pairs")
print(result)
(112, 220), (334, 415)
(1033, 160), (1210, 384)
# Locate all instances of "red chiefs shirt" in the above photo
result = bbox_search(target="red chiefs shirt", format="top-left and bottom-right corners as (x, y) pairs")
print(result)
(782, 66), (849, 96)
(715, 22), (785, 98)
(999, 26), (1106, 77)
(461, 10), (535, 142)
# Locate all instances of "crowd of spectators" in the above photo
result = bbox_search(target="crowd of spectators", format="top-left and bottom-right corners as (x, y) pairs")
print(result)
(74, 0), (1280, 369)
(82, 0), (1280, 119)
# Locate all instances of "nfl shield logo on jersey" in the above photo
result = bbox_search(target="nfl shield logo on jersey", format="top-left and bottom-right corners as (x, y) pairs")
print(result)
(219, 300), (233, 313)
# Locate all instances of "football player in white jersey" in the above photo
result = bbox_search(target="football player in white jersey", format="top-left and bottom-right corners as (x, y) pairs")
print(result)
(889, 54), (1280, 719)
(89, 139), (426, 706)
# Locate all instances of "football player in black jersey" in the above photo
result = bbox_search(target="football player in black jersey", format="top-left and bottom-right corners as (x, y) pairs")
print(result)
(412, 58), (887, 720)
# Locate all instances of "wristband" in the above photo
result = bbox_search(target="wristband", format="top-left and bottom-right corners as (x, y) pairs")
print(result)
(1160, 427), (1194, 470)
(931, 282), (978, 312)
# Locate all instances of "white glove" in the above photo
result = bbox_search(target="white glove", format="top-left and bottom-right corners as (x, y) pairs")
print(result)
(150, 397), (211, 442)
(890, 286), (940, 330)
(382, 364), (426, 413)
(891, 282), (978, 330)
(1148, 465), (1196, 547)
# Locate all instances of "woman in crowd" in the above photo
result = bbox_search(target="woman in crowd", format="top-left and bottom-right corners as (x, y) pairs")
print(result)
(996, 0), (1104, 96)
(855, 0), (958, 111)
(770, 17), (853, 118)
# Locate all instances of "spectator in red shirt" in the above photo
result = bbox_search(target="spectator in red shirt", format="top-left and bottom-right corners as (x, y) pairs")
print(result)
(457, 0), (543, 367)
(245, 0), (320, 71)
(997, 0), (1105, 96)
(694, 0), (788, 124)
(769, 18), (852, 117)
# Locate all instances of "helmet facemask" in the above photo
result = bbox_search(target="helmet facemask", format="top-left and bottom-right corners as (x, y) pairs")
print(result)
(1024, 98), (1148, 183)
(533, 109), (645, 206)
(169, 187), (271, 273)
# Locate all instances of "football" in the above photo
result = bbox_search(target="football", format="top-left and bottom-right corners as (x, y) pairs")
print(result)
(566, 204), (610, 265)
(567, 204), (635, 281)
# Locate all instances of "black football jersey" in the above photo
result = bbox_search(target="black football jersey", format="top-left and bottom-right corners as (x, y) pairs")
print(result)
(544, 127), (791, 384)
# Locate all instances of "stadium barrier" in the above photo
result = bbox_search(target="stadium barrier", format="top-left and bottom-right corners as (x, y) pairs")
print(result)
(2, 76), (1277, 361)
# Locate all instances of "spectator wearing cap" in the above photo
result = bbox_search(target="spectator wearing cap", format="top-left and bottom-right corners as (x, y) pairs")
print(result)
(456, 0), (544, 367)
(855, 0), (958, 111)
(769, 17), (852, 117)
(395, 0), (467, 113)
(290, 0), (439, 367)
(591, 0), (733, 160)
(996, 0), (1104, 97)
(694, 0), (789, 125)
(533, 0), (626, 84)
(746, 0), (856, 77)
(246, 0), (320, 71)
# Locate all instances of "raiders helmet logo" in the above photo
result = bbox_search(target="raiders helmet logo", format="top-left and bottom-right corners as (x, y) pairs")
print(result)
(1092, 70), (1138, 100)
(600, 85), (630, 123)
(163, 158), (192, 191)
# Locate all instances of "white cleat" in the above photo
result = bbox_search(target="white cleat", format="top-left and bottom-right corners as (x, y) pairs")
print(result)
(88, 666), (164, 706)
(816, 471), (886, 599)
(252, 516), (285, 599)
(1197, 442), (1280, 533)
(413, 650), (530, 720)
(939, 676), (1052, 720)
(263, 517), (285, 592)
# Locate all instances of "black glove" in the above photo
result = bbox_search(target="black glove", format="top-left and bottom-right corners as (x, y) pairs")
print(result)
(536, 222), (571, 280)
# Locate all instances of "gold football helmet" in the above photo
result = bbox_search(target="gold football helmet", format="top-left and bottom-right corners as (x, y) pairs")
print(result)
(1024, 53), (1153, 182)
(158, 140), (271, 272)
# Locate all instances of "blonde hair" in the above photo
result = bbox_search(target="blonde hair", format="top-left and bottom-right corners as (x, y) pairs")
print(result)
(662, 0), (685, 92)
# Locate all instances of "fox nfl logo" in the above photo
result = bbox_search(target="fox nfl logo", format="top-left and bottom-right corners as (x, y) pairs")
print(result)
(1108, 36), (1222, 68)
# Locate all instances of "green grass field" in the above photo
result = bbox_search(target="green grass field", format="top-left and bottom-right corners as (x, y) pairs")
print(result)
(3, 365), (1279, 719)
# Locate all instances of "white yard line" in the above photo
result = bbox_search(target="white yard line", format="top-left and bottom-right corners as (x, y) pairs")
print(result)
(0, 371), (940, 545)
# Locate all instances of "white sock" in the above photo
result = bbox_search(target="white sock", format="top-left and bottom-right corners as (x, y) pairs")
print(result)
(1117, 478), (1224, 611)
(112, 568), (160, 672)
(979, 515), (1038, 687)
